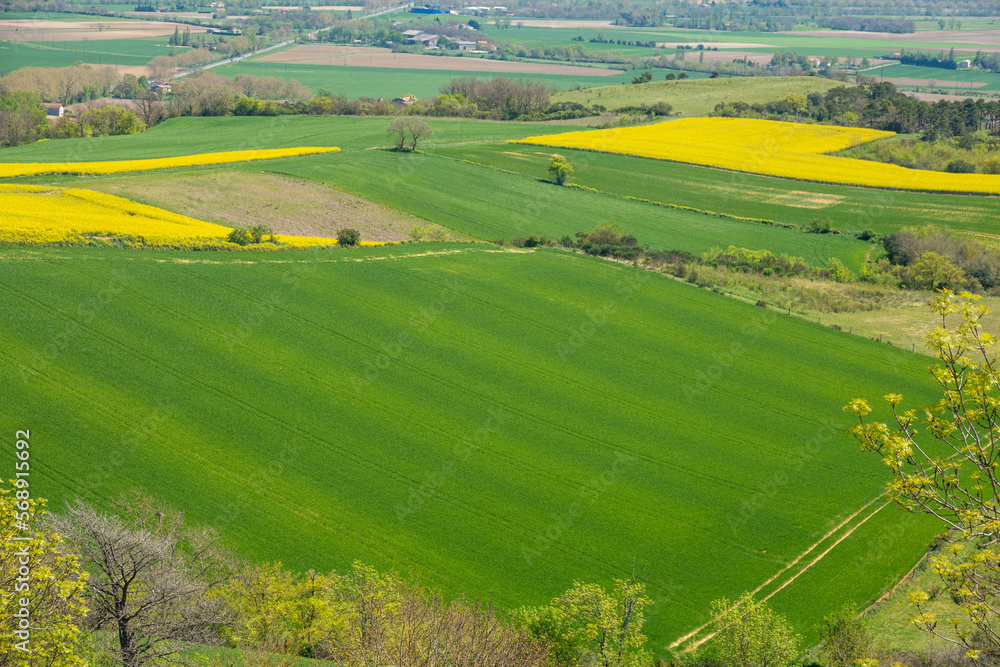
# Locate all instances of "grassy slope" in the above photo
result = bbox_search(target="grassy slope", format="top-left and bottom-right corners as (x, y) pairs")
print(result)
(0, 36), (173, 69)
(254, 149), (872, 270)
(4, 116), (872, 269)
(428, 143), (1000, 239)
(1, 243), (940, 650)
(214, 60), (654, 98)
(0, 116), (588, 160)
(550, 76), (847, 116)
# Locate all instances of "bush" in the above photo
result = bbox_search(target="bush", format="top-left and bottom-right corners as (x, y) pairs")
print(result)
(946, 158), (976, 173)
(227, 229), (252, 246)
(249, 224), (271, 244)
(337, 228), (361, 248)
(810, 217), (833, 234)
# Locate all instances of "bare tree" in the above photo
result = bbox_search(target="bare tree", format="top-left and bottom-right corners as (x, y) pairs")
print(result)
(134, 90), (163, 127)
(47, 495), (232, 667)
(386, 117), (432, 152)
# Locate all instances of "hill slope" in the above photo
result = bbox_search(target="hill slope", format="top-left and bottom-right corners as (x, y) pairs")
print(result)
(2, 243), (938, 650)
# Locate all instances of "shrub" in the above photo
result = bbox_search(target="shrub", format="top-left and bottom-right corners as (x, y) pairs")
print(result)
(227, 229), (252, 246)
(337, 228), (361, 247)
(810, 217), (833, 234)
(249, 224), (271, 244)
(408, 224), (428, 241)
(946, 158), (976, 173)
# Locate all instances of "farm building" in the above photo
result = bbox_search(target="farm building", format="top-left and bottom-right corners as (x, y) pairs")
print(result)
(455, 39), (476, 50)
(393, 95), (419, 106)
(958, 59), (972, 68)
(402, 30), (439, 47)
(42, 102), (64, 117)
(411, 5), (442, 13)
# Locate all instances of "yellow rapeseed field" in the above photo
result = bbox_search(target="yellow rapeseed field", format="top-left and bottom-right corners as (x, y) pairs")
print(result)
(514, 118), (1000, 195)
(0, 147), (340, 178)
(0, 184), (345, 248)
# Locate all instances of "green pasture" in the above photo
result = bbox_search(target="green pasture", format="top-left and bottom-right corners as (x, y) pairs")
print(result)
(866, 63), (1000, 92)
(0, 11), (132, 20)
(0, 115), (590, 160)
(428, 142), (1000, 239)
(251, 149), (871, 269)
(214, 59), (650, 97)
(551, 75), (846, 115)
(0, 243), (940, 649)
(0, 36), (173, 70)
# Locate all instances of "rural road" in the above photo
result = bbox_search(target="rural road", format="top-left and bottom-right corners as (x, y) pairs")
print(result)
(174, 3), (411, 79)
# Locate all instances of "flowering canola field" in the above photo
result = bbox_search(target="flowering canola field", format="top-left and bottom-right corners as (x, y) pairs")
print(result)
(514, 118), (1000, 195)
(0, 185), (340, 248)
(0, 147), (340, 178)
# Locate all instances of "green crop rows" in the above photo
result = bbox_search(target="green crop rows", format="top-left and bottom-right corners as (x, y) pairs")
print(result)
(0, 243), (940, 650)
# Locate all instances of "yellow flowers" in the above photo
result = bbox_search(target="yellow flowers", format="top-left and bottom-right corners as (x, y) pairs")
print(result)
(514, 118), (1000, 195)
(0, 184), (345, 249)
(0, 147), (340, 178)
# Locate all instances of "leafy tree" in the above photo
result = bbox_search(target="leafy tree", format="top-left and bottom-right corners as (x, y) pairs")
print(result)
(517, 568), (651, 667)
(586, 220), (625, 245)
(910, 251), (965, 290)
(337, 228), (361, 248)
(386, 117), (432, 152)
(228, 228), (252, 246)
(845, 290), (1000, 659)
(710, 593), (800, 667)
(548, 154), (574, 185)
(817, 603), (877, 667)
(249, 224), (272, 244)
(0, 485), (90, 665)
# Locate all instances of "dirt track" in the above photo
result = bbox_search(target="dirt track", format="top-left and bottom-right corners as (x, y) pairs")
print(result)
(256, 44), (624, 75)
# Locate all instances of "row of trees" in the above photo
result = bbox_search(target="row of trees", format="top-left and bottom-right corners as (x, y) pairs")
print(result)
(710, 82), (1000, 138)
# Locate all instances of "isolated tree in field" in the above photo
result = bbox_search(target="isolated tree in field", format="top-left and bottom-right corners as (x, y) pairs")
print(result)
(387, 117), (432, 152)
(49, 494), (231, 667)
(845, 290), (1000, 658)
(0, 485), (89, 666)
(548, 154), (573, 185)
(338, 228), (361, 247)
(710, 593), (800, 667)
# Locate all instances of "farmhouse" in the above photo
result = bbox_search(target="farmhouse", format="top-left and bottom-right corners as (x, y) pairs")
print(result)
(455, 39), (476, 50)
(393, 95), (419, 106)
(42, 102), (64, 117)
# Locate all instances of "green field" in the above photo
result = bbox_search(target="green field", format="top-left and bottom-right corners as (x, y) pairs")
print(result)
(213, 59), (657, 98)
(0, 36), (173, 70)
(428, 142), (1000, 239)
(4, 116), (874, 269)
(867, 62), (1000, 93)
(0, 242), (941, 650)
(551, 75), (847, 115)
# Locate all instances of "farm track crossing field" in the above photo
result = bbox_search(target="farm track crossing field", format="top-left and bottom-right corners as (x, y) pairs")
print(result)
(0, 243), (939, 650)
(516, 117), (1000, 194)
(429, 143), (1000, 239)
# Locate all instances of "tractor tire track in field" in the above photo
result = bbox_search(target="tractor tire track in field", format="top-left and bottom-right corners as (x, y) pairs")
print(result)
(667, 495), (891, 652)
(0, 335), (433, 581)
(368, 256), (855, 479)
(176, 263), (784, 550)
(0, 271), (641, 585)
(167, 264), (762, 576)
(84, 259), (774, 586)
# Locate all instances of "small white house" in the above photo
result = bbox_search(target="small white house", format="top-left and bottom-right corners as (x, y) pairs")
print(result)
(42, 102), (64, 117)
